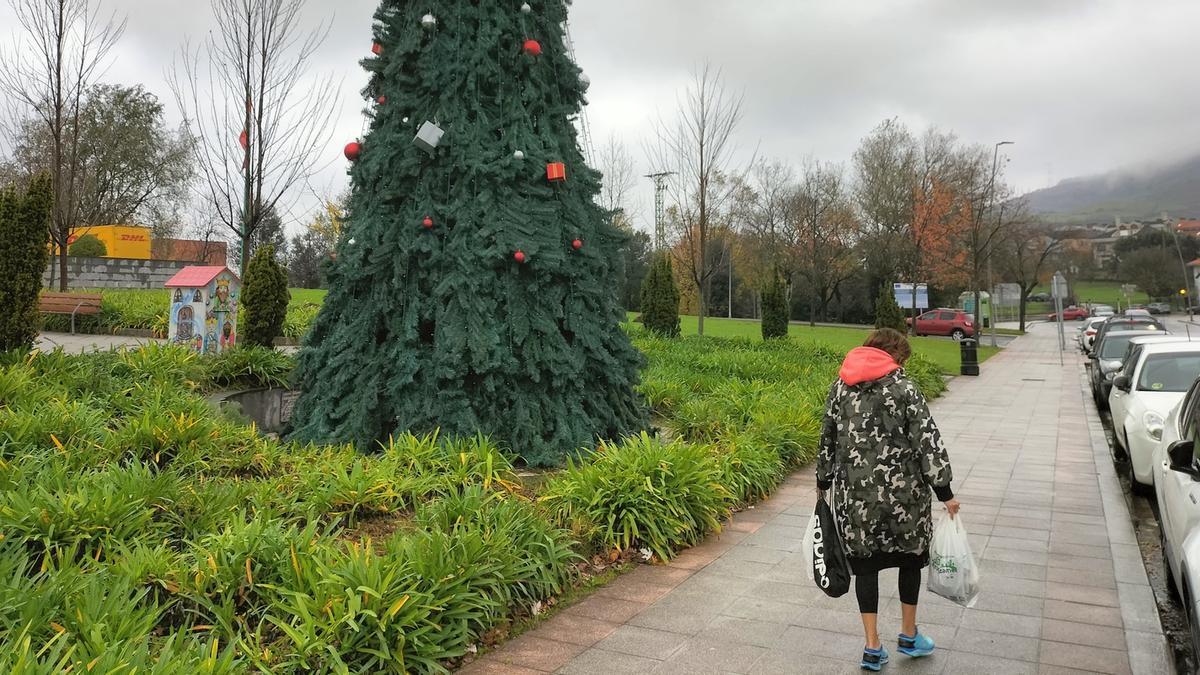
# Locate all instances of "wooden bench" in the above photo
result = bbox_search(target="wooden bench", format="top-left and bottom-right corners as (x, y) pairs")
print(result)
(39, 292), (103, 334)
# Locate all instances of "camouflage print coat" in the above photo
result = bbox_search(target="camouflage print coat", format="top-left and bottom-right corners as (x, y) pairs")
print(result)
(816, 367), (954, 561)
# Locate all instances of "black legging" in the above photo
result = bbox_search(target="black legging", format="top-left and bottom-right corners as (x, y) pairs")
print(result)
(855, 565), (922, 614)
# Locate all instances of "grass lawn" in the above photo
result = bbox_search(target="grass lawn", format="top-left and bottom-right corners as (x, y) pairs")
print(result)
(1033, 280), (1149, 307)
(627, 314), (997, 373)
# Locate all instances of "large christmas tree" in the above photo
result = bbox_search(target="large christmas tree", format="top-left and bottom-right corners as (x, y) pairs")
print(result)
(289, 0), (646, 465)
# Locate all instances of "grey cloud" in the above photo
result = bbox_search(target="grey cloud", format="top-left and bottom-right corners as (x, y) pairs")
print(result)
(3, 0), (1197, 232)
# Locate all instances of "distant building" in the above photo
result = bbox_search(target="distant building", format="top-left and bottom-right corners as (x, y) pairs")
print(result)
(53, 223), (227, 266)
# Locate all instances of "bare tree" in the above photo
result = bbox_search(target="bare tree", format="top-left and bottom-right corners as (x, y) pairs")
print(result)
(647, 63), (745, 336)
(997, 205), (1060, 331)
(792, 160), (858, 326)
(0, 0), (125, 290)
(169, 0), (338, 274)
(597, 134), (637, 215)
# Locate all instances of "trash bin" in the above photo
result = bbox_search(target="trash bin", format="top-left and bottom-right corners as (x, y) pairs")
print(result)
(960, 338), (980, 377)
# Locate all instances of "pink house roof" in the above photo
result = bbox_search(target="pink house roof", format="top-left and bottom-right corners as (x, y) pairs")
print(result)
(164, 266), (239, 288)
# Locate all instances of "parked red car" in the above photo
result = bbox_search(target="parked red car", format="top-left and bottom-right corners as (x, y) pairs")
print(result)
(907, 309), (976, 340)
(1049, 306), (1089, 321)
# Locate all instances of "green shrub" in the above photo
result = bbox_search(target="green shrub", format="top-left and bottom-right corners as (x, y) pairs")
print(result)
(639, 252), (681, 338)
(874, 282), (907, 332)
(68, 233), (107, 257)
(715, 440), (785, 505)
(761, 273), (789, 339)
(202, 346), (295, 390)
(542, 433), (731, 561)
(241, 245), (290, 349)
(0, 173), (52, 352)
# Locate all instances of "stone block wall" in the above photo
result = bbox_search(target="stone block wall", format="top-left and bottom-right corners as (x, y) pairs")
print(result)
(42, 257), (193, 290)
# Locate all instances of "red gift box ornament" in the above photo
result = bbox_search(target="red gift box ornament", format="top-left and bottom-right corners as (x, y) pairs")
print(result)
(523, 39), (542, 57)
(371, 42), (383, 55)
(546, 162), (566, 183)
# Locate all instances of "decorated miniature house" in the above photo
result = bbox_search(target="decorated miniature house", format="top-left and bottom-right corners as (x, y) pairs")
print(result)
(164, 266), (241, 353)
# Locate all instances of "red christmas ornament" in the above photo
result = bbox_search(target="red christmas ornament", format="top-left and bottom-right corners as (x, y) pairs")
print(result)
(372, 42), (383, 55)
(422, 216), (434, 229)
(546, 162), (567, 182)
(344, 141), (362, 161)
(376, 95), (387, 105)
(514, 250), (527, 264)
(572, 239), (583, 250)
(523, 39), (542, 56)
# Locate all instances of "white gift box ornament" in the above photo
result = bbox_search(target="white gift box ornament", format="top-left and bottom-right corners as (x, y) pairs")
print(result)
(413, 121), (445, 156)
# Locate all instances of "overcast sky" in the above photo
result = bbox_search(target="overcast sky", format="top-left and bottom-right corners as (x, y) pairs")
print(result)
(3, 0), (1199, 235)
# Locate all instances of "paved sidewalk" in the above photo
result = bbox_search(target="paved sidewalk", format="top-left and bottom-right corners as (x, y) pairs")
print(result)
(465, 324), (1170, 674)
(35, 331), (159, 353)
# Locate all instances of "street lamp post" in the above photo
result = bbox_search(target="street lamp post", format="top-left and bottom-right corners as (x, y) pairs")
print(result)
(984, 140), (1014, 347)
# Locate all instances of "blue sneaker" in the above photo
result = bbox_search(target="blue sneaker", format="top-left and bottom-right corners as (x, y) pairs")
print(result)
(861, 645), (889, 671)
(897, 629), (935, 657)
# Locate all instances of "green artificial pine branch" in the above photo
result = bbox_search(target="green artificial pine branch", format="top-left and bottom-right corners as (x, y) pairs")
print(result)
(290, 0), (647, 466)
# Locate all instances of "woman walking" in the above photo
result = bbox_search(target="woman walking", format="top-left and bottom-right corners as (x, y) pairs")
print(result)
(816, 328), (960, 671)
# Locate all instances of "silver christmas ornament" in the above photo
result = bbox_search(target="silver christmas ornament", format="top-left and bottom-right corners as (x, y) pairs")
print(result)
(421, 13), (437, 29)
(413, 120), (445, 156)
(402, 116), (410, 124)
(580, 74), (591, 89)
(520, 2), (531, 13)
(348, 238), (356, 245)
(513, 150), (525, 160)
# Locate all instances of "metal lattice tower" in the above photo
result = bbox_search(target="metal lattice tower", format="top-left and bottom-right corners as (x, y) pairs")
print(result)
(562, 20), (594, 164)
(645, 171), (674, 250)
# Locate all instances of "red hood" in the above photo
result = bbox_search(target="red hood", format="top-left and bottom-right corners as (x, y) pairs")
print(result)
(839, 347), (901, 386)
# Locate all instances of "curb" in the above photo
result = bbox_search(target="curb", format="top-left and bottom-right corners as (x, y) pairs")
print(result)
(1078, 366), (1173, 674)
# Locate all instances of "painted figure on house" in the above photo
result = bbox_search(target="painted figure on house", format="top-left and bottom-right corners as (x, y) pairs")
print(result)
(221, 320), (236, 349)
(204, 312), (219, 354)
(175, 305), (195, 343)
(213, 278), (235, 313)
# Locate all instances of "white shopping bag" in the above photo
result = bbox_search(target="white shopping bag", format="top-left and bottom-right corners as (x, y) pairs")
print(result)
(802, 511), (818, 581)
(927, 513), (980, 608)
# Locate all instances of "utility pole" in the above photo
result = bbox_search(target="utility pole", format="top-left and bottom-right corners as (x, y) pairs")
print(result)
(646, 171), (674, 251)
(983, 140), (1014, 346)
(1168, 216), (1194, 313)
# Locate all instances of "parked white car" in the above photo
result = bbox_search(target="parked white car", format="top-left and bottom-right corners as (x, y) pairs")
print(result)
(1153, 376), (1200, 657)
(1110, 341), (1200, 493)
(1078, 317), (1107, 353)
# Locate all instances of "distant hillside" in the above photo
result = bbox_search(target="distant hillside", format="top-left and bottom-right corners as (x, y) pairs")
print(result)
(1026, 155), (1200, 224)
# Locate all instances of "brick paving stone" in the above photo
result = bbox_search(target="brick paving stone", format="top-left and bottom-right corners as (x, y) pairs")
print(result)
(953, 628), (1041, 662)
(558, 648), (661, 674)
(656, 639), (768, 673)
(459, 659), (548, 675)
(563, 596), (649, 624)
(593, 624), (689, 659)
(533, 613), (620, 647)
(490, 635), (587, 671)
(1039, 640), (1132, 674)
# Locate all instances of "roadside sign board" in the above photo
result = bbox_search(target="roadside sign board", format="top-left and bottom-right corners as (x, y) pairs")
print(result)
(1051, 273), (1069, 300)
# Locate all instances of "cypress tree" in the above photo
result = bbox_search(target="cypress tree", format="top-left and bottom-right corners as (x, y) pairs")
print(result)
(241, 244), (290, 349)
(289, 1), (646, 466)
(761, 274), (789, 340)
(639, 252), (681, 338)
(0, 174), (52, 352)
(874, 282), (907, 332)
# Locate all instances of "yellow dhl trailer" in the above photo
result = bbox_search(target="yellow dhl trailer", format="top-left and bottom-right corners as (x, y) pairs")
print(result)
(60, 225), (153, 260)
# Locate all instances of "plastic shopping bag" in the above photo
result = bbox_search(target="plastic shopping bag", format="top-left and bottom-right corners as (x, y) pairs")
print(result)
(802, 511), (818, 581)
(812, 496), (852, 597)
(927, 513), (980, 608)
